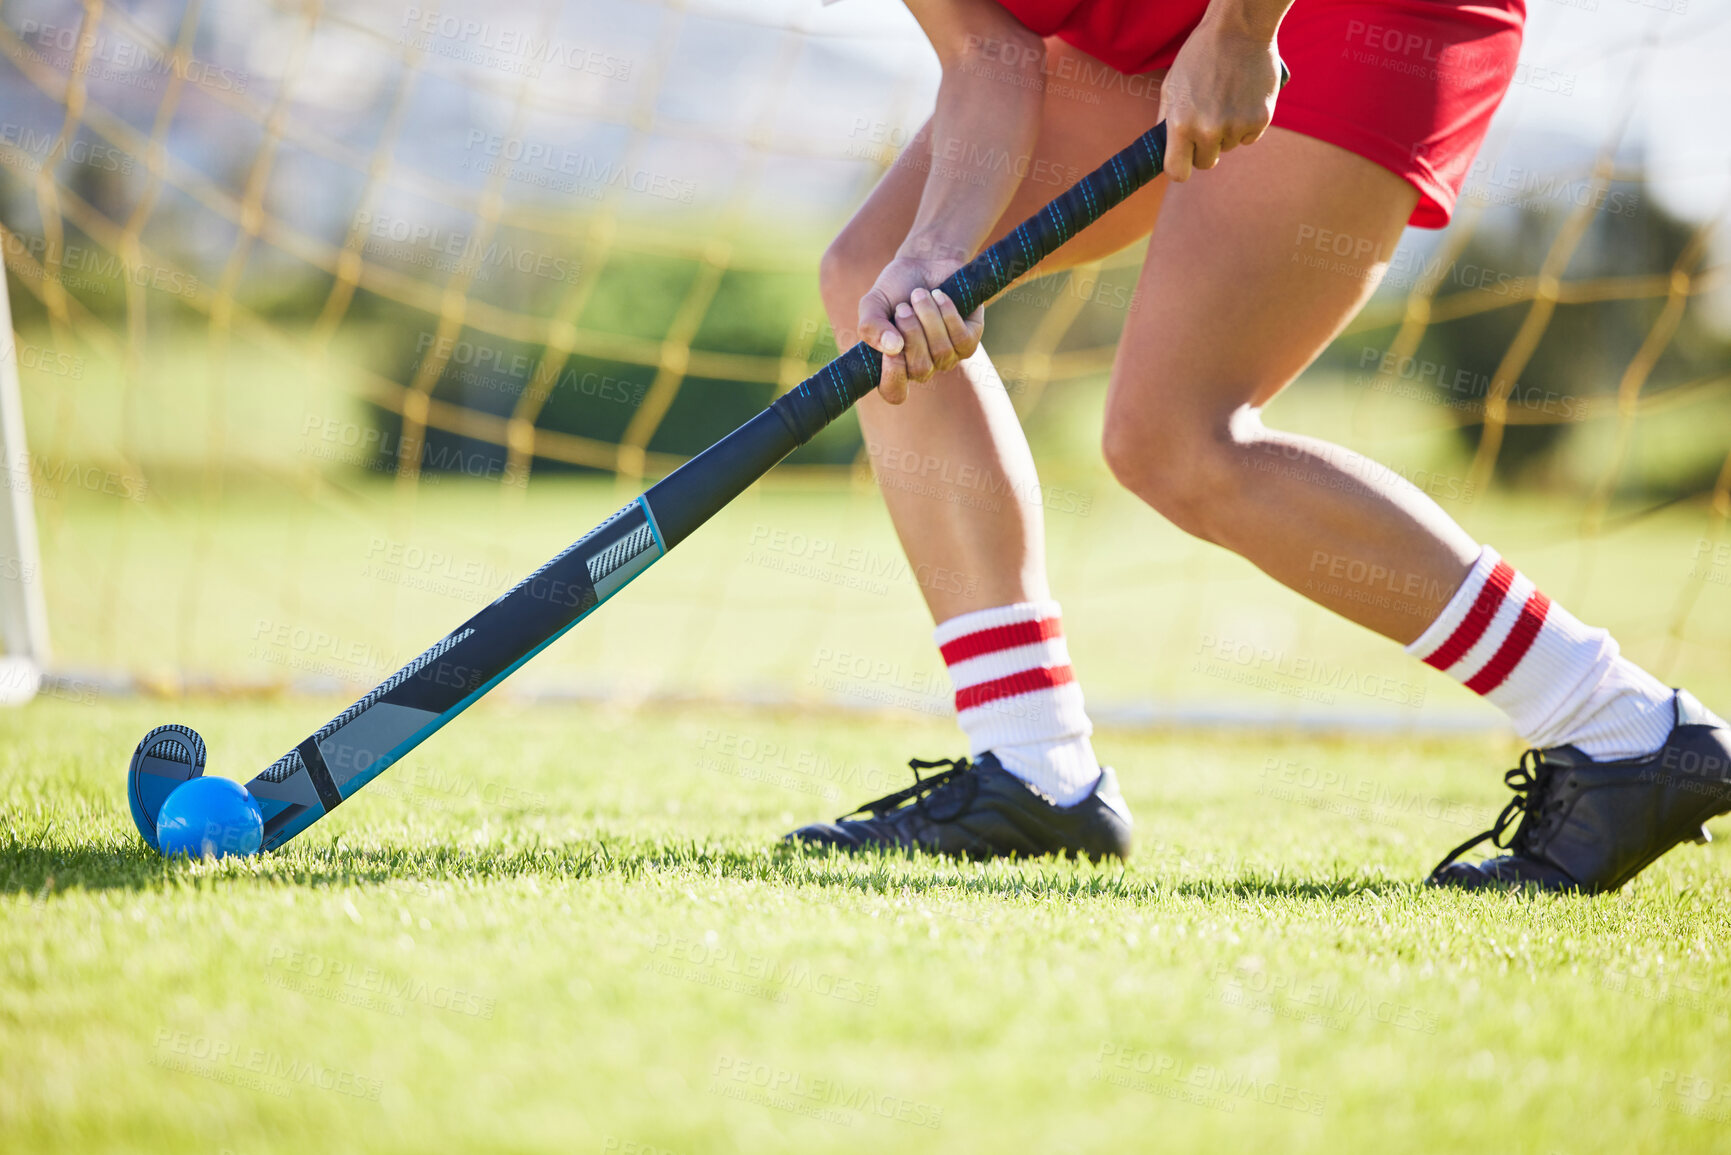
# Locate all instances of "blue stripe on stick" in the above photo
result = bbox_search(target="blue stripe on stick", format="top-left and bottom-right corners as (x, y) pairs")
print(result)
(637, 493), (666, 554)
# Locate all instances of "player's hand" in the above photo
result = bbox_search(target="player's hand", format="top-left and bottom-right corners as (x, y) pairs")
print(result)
(1158, 22), (1283, 182)
(857, 256), (985, 405)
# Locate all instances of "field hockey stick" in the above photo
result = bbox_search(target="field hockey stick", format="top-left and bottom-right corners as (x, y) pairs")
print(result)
(127, 63), (1288, 852)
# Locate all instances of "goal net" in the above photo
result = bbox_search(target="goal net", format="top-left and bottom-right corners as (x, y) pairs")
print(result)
(0, 0), (1726, 733)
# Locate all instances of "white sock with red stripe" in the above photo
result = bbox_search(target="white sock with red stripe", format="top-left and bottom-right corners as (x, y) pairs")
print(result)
(934, 600), (1101, 806)
(1406, 546), (1675, 759)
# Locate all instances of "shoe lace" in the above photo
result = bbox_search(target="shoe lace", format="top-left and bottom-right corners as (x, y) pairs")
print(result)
(1427, 748), (1566, 881)
(841, 756), (980, 824)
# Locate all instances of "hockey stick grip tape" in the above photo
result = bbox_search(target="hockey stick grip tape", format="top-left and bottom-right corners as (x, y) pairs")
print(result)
(770, 59), (1289, 441)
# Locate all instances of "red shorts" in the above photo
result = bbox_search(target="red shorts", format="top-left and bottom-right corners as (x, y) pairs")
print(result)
(996, 0), (1526, 227)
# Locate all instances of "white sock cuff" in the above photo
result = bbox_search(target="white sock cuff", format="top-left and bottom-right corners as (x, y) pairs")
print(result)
(1405, 545), (1500, 660)
(1404, 545), (1675, 759)
(1484, 597), (1614, 741)
(934, 599), (1099, 804)
(933, 600), (1063, 648)
(947, 637), (1073, 693)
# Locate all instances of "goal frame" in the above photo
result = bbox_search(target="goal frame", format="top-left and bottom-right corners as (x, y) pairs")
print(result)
(0, 265), (51, 704)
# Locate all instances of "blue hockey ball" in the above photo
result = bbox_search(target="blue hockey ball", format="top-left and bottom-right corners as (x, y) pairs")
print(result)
(155, 776), (264, 858)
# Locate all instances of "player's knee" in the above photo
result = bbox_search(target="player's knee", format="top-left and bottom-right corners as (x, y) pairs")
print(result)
(1102, 411), (1246, 539)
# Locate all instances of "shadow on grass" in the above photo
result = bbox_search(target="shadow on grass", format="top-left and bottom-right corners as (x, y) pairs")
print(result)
(0, 837), (176, 896)
(0, 832), (618, 896)
(1, 826), (1415, 905)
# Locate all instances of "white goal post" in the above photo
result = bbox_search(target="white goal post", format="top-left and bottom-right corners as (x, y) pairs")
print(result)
(0, 265), (49, 705)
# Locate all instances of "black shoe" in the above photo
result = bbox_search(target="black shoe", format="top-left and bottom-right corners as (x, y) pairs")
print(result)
(1427, 691), (1731, 893)
(785, 753), (1133, 862)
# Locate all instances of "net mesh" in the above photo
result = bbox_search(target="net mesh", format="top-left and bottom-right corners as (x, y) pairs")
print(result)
(0, 0), (1727, 728)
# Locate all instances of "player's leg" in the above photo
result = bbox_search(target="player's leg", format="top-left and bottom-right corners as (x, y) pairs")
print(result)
(1103, 127), (1731, 892)
(794, 43), (1167, 858)
(822, 41), (1166, 624)
(1101, 129), (1475, 640)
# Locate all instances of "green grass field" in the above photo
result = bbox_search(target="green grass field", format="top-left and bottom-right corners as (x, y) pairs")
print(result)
(6, 694), (1731, 1154)
(9, 344), (1731, 1151)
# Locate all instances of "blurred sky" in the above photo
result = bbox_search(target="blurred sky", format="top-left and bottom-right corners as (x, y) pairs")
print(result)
(1, 0), (1724, 310)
